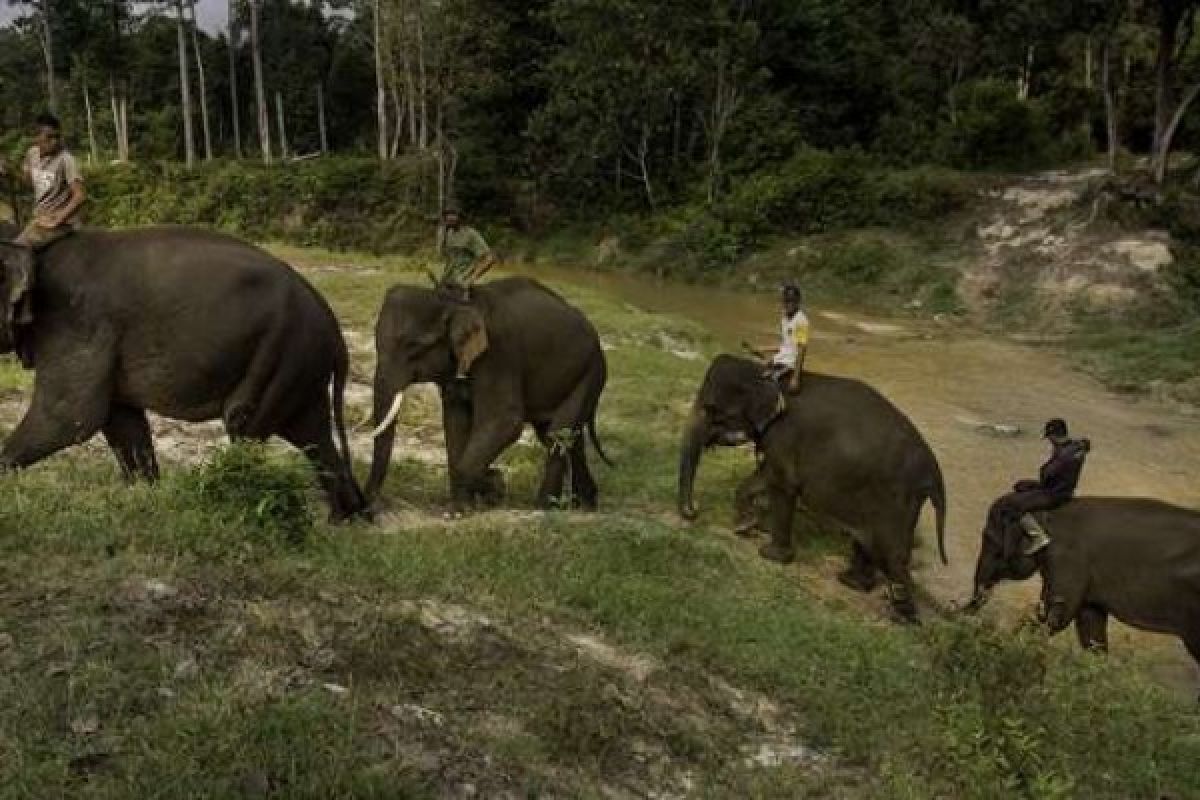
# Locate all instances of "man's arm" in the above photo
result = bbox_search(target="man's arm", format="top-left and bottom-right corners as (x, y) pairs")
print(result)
(43, 179), (85, 226)
(465, 229), (496, 283)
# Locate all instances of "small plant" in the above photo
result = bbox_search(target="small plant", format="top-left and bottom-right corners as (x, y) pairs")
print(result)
(184, 442), (315, 544)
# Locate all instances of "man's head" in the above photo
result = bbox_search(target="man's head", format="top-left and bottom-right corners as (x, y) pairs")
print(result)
(441, 207), (461, 230)
(33, 113), (62, 156)
(781, 283), (802, 316)
(1043, 418), (1069, 445)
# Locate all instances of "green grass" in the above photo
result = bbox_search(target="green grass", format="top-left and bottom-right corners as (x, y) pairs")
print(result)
(0, 248), (1197, 799)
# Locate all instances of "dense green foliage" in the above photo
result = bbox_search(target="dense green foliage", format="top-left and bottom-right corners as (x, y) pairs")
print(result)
(85, 158), (434, 252)
(5, 0), (1200, 217)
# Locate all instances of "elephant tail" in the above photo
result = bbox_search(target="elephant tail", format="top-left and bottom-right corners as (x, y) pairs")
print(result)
(331, 350), (357, 486)
(929, 461), (948, 566)
(588, 418), (615, 467)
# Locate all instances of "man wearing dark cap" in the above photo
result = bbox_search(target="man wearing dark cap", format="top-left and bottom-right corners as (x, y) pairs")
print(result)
(992, 418), (1091, 554)
(745, 283), (809, 393)
(436, 207), (495, 296)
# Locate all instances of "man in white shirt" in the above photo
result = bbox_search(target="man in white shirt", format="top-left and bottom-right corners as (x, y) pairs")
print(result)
(746, 283), (809, 393)
(0, 113), (86, 249)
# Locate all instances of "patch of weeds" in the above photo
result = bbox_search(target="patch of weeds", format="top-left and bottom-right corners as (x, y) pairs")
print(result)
(173, 443), (315, 545)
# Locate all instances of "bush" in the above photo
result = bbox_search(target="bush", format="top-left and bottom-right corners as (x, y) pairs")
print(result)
(943, 80), (1056, 171)
(663, 150), (979, 275)
(178, 443), (315, 545)
(86, 157), (439, 253)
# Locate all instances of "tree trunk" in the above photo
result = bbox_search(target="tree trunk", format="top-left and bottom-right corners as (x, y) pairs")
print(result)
(1085, 35), (1093, 90)
(317, 84), (328, 154)
(176, 0), (196, 168)
(374, 0), (388, 160)
(275, 91), (289, 160)
(40, 1), (56, 111)
(82, 76), (99, 164)
(188, 0), (213, 161)
(228, 0), (242, 158)
(1017, 44), (1035, 100)
(1153, 1), (1186, 157)
(1102, 36), (1120, 174)
(400, 22), (419, 148)
(415, 0), (429, 150)
(120, 92), (131, 160)
(250, 0), (271, 164)
(109, 78), (123, 160)
(1155, 79), (1200, 184)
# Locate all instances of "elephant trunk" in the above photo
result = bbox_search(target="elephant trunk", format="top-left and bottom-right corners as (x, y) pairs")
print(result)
(962, 551), (996, 614)
(364, 372), (409, 501)
(677, 408), (710, 520)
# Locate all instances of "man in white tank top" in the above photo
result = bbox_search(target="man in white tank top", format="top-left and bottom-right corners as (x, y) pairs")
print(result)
(746, 284), (809, 393)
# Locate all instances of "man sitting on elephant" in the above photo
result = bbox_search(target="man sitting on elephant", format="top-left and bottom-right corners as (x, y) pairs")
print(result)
(990, 418), (1090, 555)
(744, 283), (808, 393)
(0, 112), (86, 251)
(436, 207), (496, 299)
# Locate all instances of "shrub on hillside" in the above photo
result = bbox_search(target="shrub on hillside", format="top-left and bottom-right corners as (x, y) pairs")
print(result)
(86, 157), (438, 253)
(669, 150), (978, 274)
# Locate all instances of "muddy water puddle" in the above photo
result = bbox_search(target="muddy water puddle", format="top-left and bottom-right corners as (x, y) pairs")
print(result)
(522, 263), (1200, 695)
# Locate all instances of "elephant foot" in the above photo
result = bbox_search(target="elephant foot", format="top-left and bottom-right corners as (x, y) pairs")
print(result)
(887, 583), (919, 624)
(836, 568), (879, 593)
(733, 517), (764, 538)
(758, 543), (795, 564)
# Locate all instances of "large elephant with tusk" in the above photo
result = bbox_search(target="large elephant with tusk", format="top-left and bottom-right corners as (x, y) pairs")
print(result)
(365, 277), (610, 510)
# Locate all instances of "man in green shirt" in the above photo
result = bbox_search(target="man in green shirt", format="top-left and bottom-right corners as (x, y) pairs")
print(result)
(436, 207), (495, 296)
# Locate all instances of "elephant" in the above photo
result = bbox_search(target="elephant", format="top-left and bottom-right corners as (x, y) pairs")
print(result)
(0, 226), (367, 520)
(965, 496), (1200, 671)
(678, 355), (947, 620)
(365, 276), (610, 510)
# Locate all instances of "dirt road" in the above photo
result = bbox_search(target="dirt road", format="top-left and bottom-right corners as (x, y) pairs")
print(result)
(535, 264), (1200, 696)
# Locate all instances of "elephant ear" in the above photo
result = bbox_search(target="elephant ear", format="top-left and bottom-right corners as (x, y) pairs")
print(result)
(744, 378), (784, 436)
(449, 305), (489, 375)
(0, 243), (34, 330)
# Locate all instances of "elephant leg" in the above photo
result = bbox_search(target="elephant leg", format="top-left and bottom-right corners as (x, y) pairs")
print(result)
(102, 405), (160, 482)
(880, 548), (919, 624)
(1074, 605), (1109, 653)
(535, 438), (568, 509)
(440, 382), (473, 493)
(837, 541), (880, 593)
(733, 467), (768, 536)
(1, 337), (115, 470)
(453, 415), (524, 510)
(279, 397), (366, 523)
(568, 432), (598, 511)
(758, 483), (797, 564)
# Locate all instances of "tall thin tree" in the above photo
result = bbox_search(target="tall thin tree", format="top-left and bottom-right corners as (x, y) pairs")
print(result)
(249, 0), (271, 163)
(227, 0), (242, 158)
(374, 0), (388, 159)
(187, 0), (213, 161)
(175, 0), (196, 167)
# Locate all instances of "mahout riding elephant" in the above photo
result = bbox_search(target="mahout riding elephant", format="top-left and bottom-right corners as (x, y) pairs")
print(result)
(965, 496), (1200, 671)
(678, 355), (947, 620)
(0, 226), (367, 520)
(366, 276), (610, 509)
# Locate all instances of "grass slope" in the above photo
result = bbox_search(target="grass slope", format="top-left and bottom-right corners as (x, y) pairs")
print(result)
(0, 248), (1196, 799)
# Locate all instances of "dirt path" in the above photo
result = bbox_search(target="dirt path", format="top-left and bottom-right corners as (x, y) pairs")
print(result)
(529, 263), (1200, 696)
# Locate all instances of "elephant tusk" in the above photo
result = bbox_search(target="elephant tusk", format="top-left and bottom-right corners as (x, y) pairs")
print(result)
(370, 392), (405, 438)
